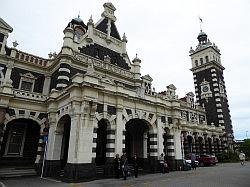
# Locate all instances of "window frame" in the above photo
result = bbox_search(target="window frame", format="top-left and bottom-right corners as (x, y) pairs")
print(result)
(18, 72), (37, 92)
(4, 123), (27, 157)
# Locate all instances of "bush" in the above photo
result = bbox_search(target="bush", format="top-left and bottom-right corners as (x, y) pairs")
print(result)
(217, 151), (240, 163)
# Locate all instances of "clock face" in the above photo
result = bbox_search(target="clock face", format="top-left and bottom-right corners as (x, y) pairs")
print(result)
(202, 85), (209, 92)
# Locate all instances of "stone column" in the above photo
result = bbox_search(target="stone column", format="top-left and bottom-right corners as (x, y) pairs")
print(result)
(143, 132), (148, 158)
(42, 74), (51, 95)
(173, 128), (182, 170)
(115, 107), (123, 156)
(157, 116), (164, 156)
(64, 100), (97, 182)
(44, 111), (62, 177)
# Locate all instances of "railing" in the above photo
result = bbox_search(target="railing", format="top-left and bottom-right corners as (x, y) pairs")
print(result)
(15, 51), (50, 67)
(13, 89), (48, 102)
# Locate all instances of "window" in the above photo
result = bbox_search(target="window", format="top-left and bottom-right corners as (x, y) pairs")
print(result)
(20, 81), (33, 91)
(18, 72), (37, 92)
(205, 56), (209, 63)
(5, 124), (27, 156)
(195, 60), (198, 67)
(200, 58), (203, 65)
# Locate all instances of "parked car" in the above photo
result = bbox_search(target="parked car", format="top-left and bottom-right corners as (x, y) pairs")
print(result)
(197, 154), (218, 166)
(185, 159), (199, 167)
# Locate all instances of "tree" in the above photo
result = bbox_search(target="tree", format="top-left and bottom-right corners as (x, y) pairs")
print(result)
(240, 139), (250, 158)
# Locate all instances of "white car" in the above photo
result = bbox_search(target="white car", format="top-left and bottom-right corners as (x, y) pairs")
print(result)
(185, 159), (199, 167)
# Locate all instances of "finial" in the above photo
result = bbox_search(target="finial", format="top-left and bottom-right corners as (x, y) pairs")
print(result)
(78, 11), (80, 18)
(122, 33), (127, 42)
(12, 40), (18, 48)
(136, 53), (138, 58)
(88, 15), (93, 24)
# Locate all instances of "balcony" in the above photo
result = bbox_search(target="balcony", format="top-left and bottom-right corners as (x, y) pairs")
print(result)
(13, 89), (48, 102)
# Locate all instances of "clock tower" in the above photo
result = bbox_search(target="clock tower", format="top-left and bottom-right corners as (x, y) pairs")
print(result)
(189, 30), (234, 148)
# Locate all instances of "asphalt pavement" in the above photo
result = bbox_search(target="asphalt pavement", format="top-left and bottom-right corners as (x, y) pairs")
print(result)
(1, 162), (249, 187)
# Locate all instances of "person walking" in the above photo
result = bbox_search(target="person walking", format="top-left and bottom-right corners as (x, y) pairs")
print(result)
(121, 156), (129, 180)
(239, 151), (246, 165)
(133, 154), (139, 178)
(114, 154), (120, 178)
(191, 153), (196, 170)
(159, 153), (165, 173)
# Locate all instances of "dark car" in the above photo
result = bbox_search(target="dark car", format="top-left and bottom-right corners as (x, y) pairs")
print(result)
(197, 154), (218, 166)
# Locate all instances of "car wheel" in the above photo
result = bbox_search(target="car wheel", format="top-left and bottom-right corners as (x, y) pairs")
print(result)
(199, 162), (204, 167)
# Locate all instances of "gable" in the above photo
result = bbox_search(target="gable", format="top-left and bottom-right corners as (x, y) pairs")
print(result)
(95, 18), (121, 40)
(0, 17), (13, 33)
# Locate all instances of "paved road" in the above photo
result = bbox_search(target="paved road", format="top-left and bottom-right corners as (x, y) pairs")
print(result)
(1, 162), (249, 187)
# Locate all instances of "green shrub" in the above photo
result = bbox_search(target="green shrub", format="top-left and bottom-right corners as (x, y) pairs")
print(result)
(216, 151), (240, 163)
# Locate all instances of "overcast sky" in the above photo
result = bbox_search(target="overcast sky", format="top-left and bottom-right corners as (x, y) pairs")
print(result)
(1, 0), (249, 140)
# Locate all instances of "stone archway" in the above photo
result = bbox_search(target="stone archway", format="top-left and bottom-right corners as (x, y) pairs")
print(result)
(95, 118), (109, 166)
(187, 135), (193, 155)
(125, 119), (150, 164)
(208, 137), (213, 154)
(198, 136), (204, 155)
(0, 118), (40, 167)
(56, 114), (71, 169)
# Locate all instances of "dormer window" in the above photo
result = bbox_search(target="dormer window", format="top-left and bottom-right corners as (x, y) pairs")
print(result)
(200, 58), (203, 65)
(205, 56), (209, 63)
(19, 72), (37, 92)
(195, 60), (198, 67)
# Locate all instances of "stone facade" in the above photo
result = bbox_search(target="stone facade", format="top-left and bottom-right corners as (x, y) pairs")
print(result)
(0, 2), (230, 182)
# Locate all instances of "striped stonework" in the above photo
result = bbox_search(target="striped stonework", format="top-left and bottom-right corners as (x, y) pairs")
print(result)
(194, 134), (200, 154)
(166, 134), (175, 158)
(183, 132), (189, 156)
(2, 108), (48, 166)
(191, 136), (196, 153)
(56, 63), (71, 90)
(149, 133), (158, 157)
(106, 128), (115, 158)
(204, 136), (208, 154)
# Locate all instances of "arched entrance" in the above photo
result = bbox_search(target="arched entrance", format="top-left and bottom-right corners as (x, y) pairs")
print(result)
(198, 137), (203, 154)
(187, 135), (193, 154)
(57, 115), (71, 169)
(208, 137), (212, 154)
(95, 119), (108, 166)
(125, 119), (150, 163)
(0, 118), (40, 167)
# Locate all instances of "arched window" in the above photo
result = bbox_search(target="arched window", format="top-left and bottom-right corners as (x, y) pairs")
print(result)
(205, 56), (209, 63)
(195, 60), (198, 67)
(200, 58), (203, 65)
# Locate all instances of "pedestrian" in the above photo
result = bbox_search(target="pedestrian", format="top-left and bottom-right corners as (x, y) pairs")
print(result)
(191, 153), (196, 170)
(121, 156), (129, 180)
(159, 153), (165, 173)
(114, 154), (120, 178)
(133, 154), (139, 178)
(164, 161), (169, 173)
(239, 151), (246, 166)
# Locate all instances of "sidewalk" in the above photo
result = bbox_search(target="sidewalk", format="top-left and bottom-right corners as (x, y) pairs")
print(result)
(72, 170), (189, 187)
